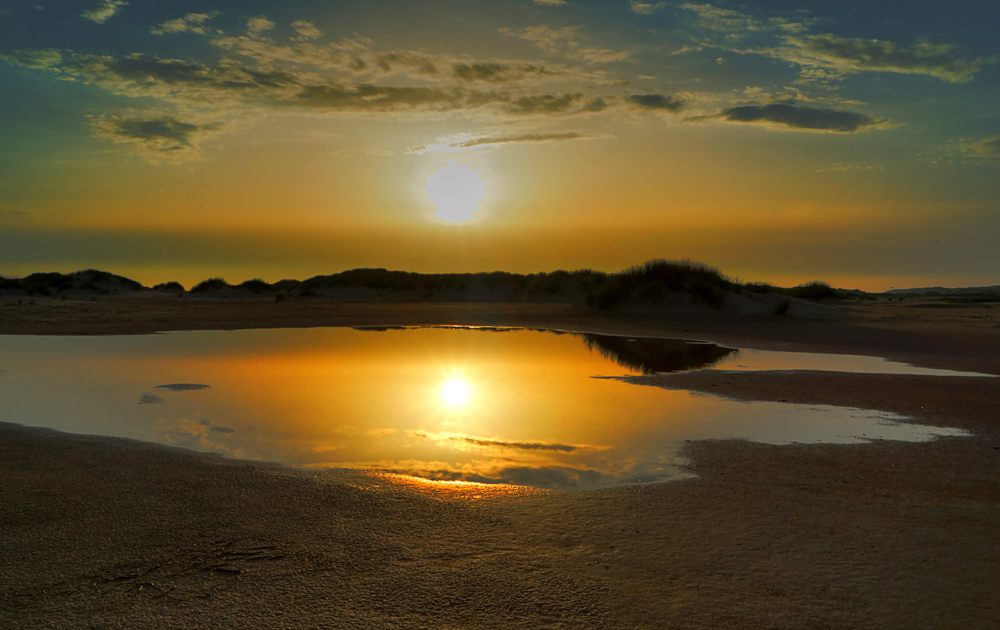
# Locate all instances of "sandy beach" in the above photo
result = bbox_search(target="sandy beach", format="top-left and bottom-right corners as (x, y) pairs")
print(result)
(2, 296), (998, 628)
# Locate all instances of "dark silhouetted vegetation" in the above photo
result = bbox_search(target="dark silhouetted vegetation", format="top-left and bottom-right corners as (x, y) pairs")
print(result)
(238, 278), (274, 294)
(772, 299), (792, 316)
(153, 281), (185, 291)
(584, 260), (736, 310)
(190, 277), (230, 292)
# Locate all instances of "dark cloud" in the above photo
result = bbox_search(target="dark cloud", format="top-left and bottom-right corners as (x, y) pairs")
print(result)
(692, 102), (880, 133)
(583, 97), (608, 112)
(91, 116), (224, 160)
(452, 62), (550, 83)
(777, 34), (996, 83)
(626, 93), (683, 111)
(503, 93), (581, 115)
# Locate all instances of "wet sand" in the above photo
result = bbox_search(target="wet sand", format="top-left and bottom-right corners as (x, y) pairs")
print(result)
(2, 297), (999, 628)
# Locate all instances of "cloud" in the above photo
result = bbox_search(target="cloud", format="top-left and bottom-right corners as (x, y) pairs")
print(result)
(690, 102), (881, 133)
(500, 25), (631, 64)
(770, 34), (996, 83)
(452, 62), (550, 83)
(81, 0), (126, 24)
(291, 20), (323, 41)
(503, 92), (582, 114)
(682, 2), (810, 37)
(626, 93), (683, 111)
(151, 12), (216, 36)
(534, 0), (567, 5)
(631, 1), (665, 15)
(0, 49), (61, 69)
(961, 137), (1000, 158)
(6, 48), (606, 122)
(815, 163), (884, 173)
(90, 116), (225, 162)
(408, 131), (587, 154)
(247, 16), (275, 34)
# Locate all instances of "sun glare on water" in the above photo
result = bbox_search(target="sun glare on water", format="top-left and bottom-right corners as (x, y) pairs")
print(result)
(442, 379), (470, 405)
(426, 161), (486, 223)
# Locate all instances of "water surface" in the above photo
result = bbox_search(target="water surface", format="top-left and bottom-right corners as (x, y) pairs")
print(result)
(0, 327), (972, 489)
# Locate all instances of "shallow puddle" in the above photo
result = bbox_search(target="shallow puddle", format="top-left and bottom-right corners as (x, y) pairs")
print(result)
(0, 327), (974, 490)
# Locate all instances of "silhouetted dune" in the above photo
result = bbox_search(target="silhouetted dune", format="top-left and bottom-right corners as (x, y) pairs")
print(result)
(0, 269), (142, 297)
(5, 261), (992, 308)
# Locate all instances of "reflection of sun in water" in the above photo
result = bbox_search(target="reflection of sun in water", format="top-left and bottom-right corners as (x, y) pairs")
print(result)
(426, 161), (486, 223)
(442, 379), (470, 405)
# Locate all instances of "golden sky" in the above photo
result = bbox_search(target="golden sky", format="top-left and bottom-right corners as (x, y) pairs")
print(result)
(1, 0), (998, 290)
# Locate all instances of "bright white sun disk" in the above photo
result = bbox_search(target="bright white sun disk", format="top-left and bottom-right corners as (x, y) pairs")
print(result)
(426, 161), (486, 223)
(442, 379), (470, 405)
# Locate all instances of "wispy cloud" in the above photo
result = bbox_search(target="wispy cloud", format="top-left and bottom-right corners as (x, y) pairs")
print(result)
(961, 137), (1000, 159)
(407, 131), (590, 154)
(500, 25), (631, 64)
(290, 20), (323, 41)
(631, 1), (665, 15)
(246, 16), (275, 35)
(151, 13), (217, 36)
(534, 0), (568, 5)
(765, 34), (996, 83)
(81, 0), (126, 24)
(689, 102), (883, 133)
(815, 163), (884, 173)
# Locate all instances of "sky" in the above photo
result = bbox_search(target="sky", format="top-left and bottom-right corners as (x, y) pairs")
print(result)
(1, 0), (998, 290)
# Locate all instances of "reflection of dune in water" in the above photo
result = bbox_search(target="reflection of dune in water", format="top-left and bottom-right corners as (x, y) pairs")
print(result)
(579, 334), (739, 374)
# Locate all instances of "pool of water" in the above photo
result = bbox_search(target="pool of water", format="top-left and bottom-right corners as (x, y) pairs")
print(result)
(0, 327), (974, 490)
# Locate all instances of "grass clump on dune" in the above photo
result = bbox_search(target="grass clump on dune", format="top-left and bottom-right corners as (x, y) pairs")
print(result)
(190, 277), (230, 293)
(585, 259), (736, 310)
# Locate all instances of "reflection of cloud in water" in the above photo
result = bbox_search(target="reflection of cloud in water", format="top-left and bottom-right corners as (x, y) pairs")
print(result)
(150, 416), (243, 458)
(580, 333), (738, 374)
(407, 429), (593, 453)
(155, 383), (211, 391)
(139, 393), (164, 404)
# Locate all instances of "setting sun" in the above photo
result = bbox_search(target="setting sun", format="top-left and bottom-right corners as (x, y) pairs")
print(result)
(442, 379), (470, 405)
(426, 162), (486, 223)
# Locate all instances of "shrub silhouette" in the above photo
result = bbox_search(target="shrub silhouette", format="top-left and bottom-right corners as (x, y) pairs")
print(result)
(153, 281), (185, 291)
(190, 277), (229, 292)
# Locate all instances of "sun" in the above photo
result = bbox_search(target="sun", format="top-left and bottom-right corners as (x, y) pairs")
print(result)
(426, 161), (486, 223)
(442, 379), (470, 405)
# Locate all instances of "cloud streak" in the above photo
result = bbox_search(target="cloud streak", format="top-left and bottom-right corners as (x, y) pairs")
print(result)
(626, 93), (683, 111)
(769, 34), (996, 83)
(690, 102), (881, 133)
(408, 131), (588, 154)
(500, 25), (631, 64)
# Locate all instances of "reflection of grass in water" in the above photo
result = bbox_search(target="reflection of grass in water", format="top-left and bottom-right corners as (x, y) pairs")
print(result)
(581, 334), (739, 374)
